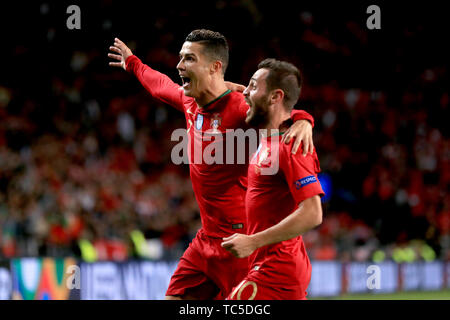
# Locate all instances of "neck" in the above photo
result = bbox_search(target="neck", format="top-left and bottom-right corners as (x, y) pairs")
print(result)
(196, 78), (229, 108)
(261, 105), (290, 137)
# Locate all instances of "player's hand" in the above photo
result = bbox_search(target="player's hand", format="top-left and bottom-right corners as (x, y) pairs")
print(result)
(225, 81), (246, 93)
(221, 233), (257, 258)
(108, 38), (133, 70)
(281, 119), (314, 156)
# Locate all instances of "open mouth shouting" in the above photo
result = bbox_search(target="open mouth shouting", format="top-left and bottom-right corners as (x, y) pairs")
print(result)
(180, 76), (192, 89)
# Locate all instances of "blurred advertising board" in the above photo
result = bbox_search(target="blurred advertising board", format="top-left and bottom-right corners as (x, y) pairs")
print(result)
(401, 262), (444, 291)
(0, 261), (12, 300)
(80, 260), (178, 300)
(344, 261), (398, 294)
(422, 262), (444, 290)
(447, 262), (450, 289)
(308, 261), (342, 297)
(3, 259), (448, 299)
(401, 263), (421, 291)
(309, 261), (447, 297)
(10, 257), (80, 300)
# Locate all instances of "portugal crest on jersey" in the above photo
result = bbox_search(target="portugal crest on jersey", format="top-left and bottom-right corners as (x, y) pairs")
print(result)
(196, 114), (204, 130)
(211, 113), (222, 133)
(254, 146), (271, 174)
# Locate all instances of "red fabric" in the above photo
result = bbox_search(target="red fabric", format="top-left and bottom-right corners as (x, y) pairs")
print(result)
(126, 55), (316, 238)
(244, 136), (324, 294)
(227, 279), (308, 300)
(166, 229), (248, 299)
(291, 109), (315, 128)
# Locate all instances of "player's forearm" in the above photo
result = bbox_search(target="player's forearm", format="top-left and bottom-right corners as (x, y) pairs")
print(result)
(125, 55), (174, 93)
(250, 195), (322, 249)
(125, 55), (184, 110)
(125, 55), (144, 75)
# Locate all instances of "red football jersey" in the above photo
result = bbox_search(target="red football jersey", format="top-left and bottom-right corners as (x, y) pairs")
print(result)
(126, 55), (314, 238)
(245, 134), (324, 291)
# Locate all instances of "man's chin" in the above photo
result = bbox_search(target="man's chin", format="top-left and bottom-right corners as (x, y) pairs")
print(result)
(246, 112), (269, 128)
(182, 88), (193, 97)
(245, 113), (253, 125)
(245, 115), (259, 128)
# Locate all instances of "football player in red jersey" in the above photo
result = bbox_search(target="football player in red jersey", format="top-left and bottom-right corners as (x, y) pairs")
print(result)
(222, 59), (324, 300)
(109, 30), (315, 300)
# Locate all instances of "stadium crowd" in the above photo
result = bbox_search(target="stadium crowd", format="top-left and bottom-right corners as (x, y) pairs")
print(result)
(1, 1), (448, 262)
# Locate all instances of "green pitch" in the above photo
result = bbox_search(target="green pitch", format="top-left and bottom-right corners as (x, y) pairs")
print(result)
(312, 289), (450, 300)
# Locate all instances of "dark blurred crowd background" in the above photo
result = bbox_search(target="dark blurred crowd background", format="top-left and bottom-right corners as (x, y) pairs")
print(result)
(0, 1), (448, 263)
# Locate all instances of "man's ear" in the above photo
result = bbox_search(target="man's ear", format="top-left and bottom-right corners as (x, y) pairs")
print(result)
(271, 89), (284, 103)
(211, 60), (223, 74)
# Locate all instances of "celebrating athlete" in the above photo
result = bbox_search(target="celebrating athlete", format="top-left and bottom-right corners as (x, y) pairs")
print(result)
(109, 30), (315, 300)
(222, 59), (324, 300)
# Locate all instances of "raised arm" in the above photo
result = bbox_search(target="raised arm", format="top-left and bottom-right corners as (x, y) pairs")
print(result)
(108, 38), (186, 112)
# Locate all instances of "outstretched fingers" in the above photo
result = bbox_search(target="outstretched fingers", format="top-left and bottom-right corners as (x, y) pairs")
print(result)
(114, 37), (125, 45)
(109, 45), (122, 54)
(108, 53), (122, 61)
(108, 38), (127, 69)
(109, 61), (123, 67)
(114, 38), (128, 51)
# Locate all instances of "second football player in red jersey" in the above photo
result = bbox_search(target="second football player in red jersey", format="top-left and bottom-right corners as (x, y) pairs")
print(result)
(109, 30), (315, 299)
(222, 59), (324, 300)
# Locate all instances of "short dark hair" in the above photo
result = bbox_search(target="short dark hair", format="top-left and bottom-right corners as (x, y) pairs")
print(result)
(257, 58), (302, 110)
(185, 29), (229, 75)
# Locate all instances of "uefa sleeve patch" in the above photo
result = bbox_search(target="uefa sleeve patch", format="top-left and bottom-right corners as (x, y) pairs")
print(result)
(295, 175), (317, 189)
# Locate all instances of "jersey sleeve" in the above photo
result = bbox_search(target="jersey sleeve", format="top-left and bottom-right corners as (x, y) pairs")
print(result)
(279, 142), (324, 204)
(125, 55), (186, 112)
(290, 109), (315, 128)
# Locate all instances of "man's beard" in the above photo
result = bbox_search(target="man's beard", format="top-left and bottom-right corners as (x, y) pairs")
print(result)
(245, 96), (270, 128)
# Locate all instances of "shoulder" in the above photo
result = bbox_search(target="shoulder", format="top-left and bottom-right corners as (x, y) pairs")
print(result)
(278, 139), (309, 164)
(225, 91), (245, 104)
(278, 139), (298, 157)
(183, 97), (197, 111)
(226, 91), (248, 114)
(182, 94), (196, 104)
